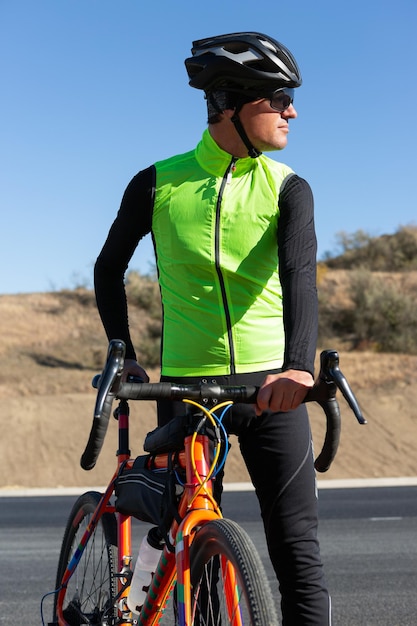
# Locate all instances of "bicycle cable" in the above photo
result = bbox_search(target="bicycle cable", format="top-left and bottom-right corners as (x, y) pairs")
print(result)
(183, 399), (233, 513)
(213, 403), (233, 474)
(40, 587), (63, 626)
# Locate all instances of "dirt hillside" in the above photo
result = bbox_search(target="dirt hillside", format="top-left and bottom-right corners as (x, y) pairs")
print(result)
(1, 287), (416, 489)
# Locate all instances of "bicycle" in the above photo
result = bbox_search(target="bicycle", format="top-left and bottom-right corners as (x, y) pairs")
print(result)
(48, 339), (365, 626)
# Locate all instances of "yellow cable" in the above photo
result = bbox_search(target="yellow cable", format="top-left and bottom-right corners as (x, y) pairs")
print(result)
(182, 399), (233, 514)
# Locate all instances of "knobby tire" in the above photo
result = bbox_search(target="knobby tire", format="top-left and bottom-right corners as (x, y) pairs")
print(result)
(52, 491), (118, 625)
(189, 518), (279, 626)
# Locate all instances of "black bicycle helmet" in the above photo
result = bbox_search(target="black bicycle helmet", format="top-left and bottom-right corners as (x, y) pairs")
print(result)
(185, 32), (302, 97)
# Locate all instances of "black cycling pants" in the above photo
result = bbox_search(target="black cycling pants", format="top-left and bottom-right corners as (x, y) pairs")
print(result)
(158, 370), (331, 626)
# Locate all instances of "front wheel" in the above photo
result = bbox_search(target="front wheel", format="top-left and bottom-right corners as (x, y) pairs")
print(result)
(52, 491), (118, 625)
(189, 518), (279, 626)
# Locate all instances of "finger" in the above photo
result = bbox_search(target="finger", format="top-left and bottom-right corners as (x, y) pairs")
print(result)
(133, 366), (150, 383)
(256, 384), (273, 415)
(278, 386), (307, 412)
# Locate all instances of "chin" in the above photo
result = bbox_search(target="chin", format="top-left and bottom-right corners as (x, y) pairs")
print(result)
(263, 143), (287, 153)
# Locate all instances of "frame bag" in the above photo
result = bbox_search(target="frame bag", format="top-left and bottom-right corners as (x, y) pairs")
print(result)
(114, 454), (183, 529)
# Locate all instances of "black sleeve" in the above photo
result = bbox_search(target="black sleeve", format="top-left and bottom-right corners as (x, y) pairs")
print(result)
(94, 165), (155, 360)
(277, 174), (318, 376)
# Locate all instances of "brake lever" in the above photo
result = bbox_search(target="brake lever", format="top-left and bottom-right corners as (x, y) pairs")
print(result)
(321, 350), (366, 424)
(93, 339), (126, 419)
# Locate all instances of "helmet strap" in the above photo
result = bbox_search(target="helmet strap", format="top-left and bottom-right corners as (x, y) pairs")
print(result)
(231, 107), (262, 158)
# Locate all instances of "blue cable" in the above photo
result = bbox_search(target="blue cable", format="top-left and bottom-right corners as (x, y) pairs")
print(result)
(40, 587), (61, 625)
(211, 405), (232, 476)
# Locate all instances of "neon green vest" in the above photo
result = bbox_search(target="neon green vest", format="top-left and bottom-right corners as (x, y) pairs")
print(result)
(153, 129), (294, 376)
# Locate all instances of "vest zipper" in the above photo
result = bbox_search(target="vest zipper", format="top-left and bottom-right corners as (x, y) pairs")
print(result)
(215, 156), (237, 375)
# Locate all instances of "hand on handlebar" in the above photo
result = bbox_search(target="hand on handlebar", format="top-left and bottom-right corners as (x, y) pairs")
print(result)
(256, 369), (314, 416)
(122, 359), (150, 383)
(83, 341), (365, 473)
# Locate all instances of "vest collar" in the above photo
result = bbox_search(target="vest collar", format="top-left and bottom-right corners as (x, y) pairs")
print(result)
(195, 129), (257, 177)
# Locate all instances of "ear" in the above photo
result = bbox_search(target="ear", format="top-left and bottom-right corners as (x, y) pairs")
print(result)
(221, 108), (237, 120)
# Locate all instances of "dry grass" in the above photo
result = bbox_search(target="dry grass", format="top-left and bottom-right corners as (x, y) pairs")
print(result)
(1, 282), (417, 489)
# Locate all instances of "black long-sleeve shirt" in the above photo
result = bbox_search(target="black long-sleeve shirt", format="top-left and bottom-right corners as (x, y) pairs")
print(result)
(95, 150), (318, 376)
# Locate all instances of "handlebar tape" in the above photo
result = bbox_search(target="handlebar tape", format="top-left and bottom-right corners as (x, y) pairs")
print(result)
(80, 393), (114, 470)
(313, 397), (341, 472)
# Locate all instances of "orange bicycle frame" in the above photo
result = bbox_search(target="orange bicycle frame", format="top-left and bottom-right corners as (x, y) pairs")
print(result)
(57, 399), (242, 626)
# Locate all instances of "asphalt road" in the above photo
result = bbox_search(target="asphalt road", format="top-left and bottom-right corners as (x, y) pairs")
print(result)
(1, 485), (417, 625)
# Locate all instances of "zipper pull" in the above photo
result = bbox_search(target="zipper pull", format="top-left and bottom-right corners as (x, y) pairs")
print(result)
(226, 160), (237, 185)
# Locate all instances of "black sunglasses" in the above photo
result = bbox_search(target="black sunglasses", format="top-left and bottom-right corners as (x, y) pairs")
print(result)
(267, 88), (294, 112)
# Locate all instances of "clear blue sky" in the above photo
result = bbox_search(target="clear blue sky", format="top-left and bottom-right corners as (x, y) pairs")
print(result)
(1, 0), (416, 294)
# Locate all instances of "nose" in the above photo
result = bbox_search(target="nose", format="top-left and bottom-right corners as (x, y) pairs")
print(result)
(283, 104), (297, 119)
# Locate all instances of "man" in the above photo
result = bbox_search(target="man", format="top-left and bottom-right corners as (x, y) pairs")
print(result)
(94, 32), (331, 625)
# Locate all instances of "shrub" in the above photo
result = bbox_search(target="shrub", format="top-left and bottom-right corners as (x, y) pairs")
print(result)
(349, 269), (417, 353)
(318, 268), (417, 354)
(125, 271), (162, 368)
(324, 225), (417, 271)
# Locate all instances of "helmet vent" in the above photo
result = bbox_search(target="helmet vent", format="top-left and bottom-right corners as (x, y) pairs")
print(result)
(223, 42), (250, 53)
(259, 38), (277, 53)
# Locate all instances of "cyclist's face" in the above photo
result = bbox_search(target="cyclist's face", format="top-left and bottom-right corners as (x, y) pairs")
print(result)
(238, 98), (297, 152)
